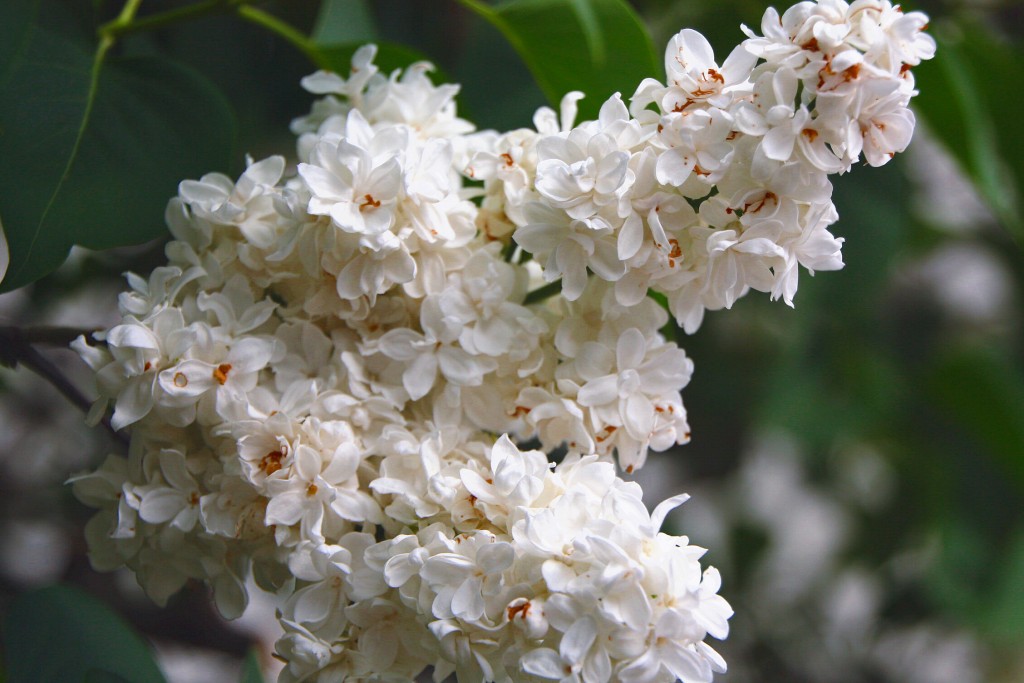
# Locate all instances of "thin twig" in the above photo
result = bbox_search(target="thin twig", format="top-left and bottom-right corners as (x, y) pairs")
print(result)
(98, 0), (250, 41)
(523, 279), (563, 305)
(6, 326), (103, 348)
(0, 327), (128, 450)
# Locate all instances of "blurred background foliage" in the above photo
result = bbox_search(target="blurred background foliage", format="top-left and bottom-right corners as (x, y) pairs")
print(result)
(0, 0), (1022, 680)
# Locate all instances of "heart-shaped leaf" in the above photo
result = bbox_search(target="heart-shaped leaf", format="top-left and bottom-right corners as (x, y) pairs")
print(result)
(3, 584), (167, 683)
(457, 0), (659, 121)
(0, 0), (236, 292)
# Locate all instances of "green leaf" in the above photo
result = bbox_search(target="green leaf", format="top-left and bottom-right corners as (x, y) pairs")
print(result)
(239, 650), (265, 683)
(309, 1), (438, 80)
(311, 0), (377, 46)
(457, 0), (659, 121)
(3, 584), (166, 683)
(913, 21), (1023, 239)
(0, 0), (236, 292)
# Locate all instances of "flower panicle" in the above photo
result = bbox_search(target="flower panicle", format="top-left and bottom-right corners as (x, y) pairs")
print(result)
(69, 3), (932, 681)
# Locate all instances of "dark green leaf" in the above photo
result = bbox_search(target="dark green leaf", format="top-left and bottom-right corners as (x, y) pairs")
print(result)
(3, 584), (166, 683)
(0, 0), (236, 292)
(309, 1), (437, 80)
(311, 0), (377, 46)
(239, 650), (265, 683)
(913, 21), (1023, 238)
(458, 0), (659, 121)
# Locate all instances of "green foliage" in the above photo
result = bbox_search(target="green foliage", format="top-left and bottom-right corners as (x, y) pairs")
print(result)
(307, 0), (444, 96)
(2, 0), (1023, 678)
(456, 0), (658, 121)
(311, 0), (377, 45)
(0, 0), (661, 292)
(3, 585), (166, 683)
(914, 21), (1024, 239)
(0, 0), (236, 293)
(927, 346), (1024, 490)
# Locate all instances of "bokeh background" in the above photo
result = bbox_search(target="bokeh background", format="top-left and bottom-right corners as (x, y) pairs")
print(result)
(1, 0), (1022, 680)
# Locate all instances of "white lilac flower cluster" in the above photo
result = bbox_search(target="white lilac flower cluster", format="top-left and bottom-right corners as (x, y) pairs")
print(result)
(69, 2), (932, 681)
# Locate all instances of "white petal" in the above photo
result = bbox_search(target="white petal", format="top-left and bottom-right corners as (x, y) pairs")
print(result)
(438, 347), (494, 387)
(656, 147), (695, 187)
(522, 648), (567, 680)
(265, 491), (307, 526)
(578, 375), (618, 407)
(404, 352), (438, 400)
(212, 572), (248, 620)
(624, 392), (655, 437)
(298, 163), (349, 203)
(451, 577), (484, 621)
(0, 216), (8, 285)
(139, 489), (183, 524)
(617, 212), (644, 261)
(111, 376), (155, 429)
(561, 616), (597, 662)
(651, 493), (690, 531)
(616, 328), (646, 370)
(476, 542), (515, 575)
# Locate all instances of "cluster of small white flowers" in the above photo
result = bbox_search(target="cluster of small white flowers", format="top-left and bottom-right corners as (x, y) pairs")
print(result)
(69, 3), (932, 681)
(476, 0), (934, 332)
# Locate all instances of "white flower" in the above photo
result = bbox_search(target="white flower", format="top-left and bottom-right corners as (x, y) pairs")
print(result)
(569, 328), (693, 469)
(534, 94), (641, 222)
(157, 334), (281, 424)
(460, 435), (549, 526)
(660, 29), (756, 112)
(522, 616), (602, 683)
(655, 107), (737, 188)
(420, 530), (515, 623)
(299, 114), (405, 244)
(374, 296), (497, 400)
(178, 155), (286, 229)
(514, 202), (623, 300)
(136, 449), (202, 532)
(93, 308), (193, 429)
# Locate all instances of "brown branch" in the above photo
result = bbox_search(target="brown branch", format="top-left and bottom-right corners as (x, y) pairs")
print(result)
(0, 326), (128, 450)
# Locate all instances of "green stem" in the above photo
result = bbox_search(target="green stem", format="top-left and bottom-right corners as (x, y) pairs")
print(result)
(99, 0), (248, 41)
(96, 0), (322, 69)
(523, 279), (563, 306)
(236, 5), (322, 66)
(113, 0), (144, 27)
(501, 240), (519, 263)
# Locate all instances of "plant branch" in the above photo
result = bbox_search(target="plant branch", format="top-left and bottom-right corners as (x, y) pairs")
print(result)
(96, 0), (323, 69)
(524, 279), (563, 305)
(5, 326), (104, 348)
(0, 327), (127, 450)
(99, 0), (250, 41)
